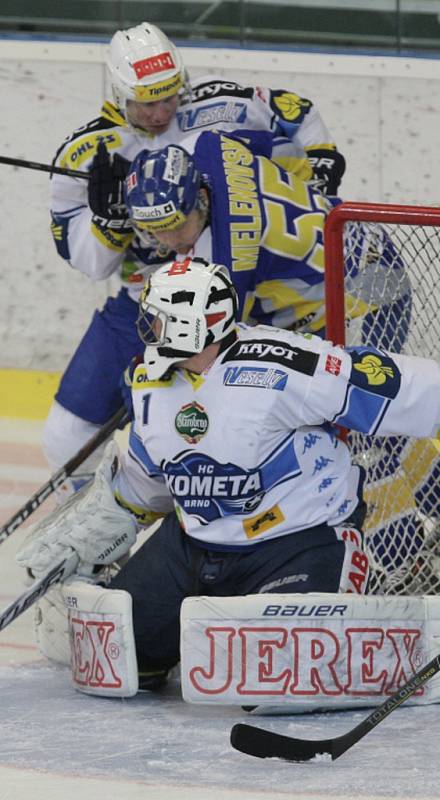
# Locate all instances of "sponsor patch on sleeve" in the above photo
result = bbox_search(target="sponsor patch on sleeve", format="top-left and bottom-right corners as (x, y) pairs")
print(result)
(50, 214), (71, 260)
(348, 348), (401, 399)
(269, 91), (312, 123)
(325, 354), (342, 376)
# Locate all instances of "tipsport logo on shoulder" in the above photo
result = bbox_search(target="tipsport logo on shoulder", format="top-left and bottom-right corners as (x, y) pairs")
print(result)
(223, 365), (288, 390)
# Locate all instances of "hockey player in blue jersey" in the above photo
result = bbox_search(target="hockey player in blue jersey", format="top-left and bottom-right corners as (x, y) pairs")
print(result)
(17, 258), (440, 691)
(124, 130), (337, 332)
(124, 130), (410, 337)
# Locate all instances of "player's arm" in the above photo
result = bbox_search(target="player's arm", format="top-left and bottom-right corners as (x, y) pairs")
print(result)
(50, 136), (134, 280)
(114, 434), (174, 529)
(261, 87), (346, 195)
(292, 336), (440, 439)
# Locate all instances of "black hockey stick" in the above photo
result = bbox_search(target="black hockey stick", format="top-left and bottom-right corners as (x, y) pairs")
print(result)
(230, 652), (440, 762)
(0, 405), (129, 544)
(0, 552), (79, 631)
(0, 154), (89, 180)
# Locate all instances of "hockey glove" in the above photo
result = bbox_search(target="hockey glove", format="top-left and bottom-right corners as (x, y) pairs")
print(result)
(88, 140), (132, 229)
(307, 148), (346, 196)
(119, 355), (144, 423)
(16, 442), (137, 579)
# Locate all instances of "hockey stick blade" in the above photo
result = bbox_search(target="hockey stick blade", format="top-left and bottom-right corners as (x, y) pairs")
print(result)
(0, 405), (129, 543)
(0, 552), (79, 632)
(230, 653), (440, 762)
(231, 724), (337, 761)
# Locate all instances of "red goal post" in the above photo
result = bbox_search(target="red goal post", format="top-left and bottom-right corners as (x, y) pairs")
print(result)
(324, 200), (440, 345)
(324, 201), (440, 595)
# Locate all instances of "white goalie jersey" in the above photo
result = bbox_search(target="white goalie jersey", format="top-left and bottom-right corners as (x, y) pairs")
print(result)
(115, 325), (440, 548)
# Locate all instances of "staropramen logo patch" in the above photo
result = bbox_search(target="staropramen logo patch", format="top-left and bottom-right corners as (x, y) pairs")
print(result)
(175, 401), (209, 444)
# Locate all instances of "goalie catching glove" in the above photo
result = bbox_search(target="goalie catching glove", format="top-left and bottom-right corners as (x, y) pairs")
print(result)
(16, 442), (137, 579)
(88, 140), (131, 229)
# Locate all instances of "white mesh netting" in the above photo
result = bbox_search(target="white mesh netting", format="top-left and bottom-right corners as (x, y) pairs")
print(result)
(328, 211), (440, 595)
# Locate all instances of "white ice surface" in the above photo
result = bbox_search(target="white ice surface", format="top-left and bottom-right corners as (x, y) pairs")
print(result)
(0, 418), (439, 800)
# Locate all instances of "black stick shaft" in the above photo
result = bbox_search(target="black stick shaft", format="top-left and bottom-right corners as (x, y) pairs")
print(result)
(0, 406), (129, 543)
(332, 652), (440, 758)
(231, 650), (440, 761)
(0, 154), (89, 180)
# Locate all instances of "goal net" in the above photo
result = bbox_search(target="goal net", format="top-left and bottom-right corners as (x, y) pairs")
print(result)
(324, 201), (440, 595)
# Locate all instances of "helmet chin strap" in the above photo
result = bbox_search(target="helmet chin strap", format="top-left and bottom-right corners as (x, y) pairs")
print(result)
(145, 329), (237, 381)
(197, 188), (211, 229)
(216, 329), (238, 355)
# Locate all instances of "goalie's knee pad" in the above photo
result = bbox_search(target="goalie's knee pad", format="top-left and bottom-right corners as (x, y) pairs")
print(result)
(36, 579), (139, 697)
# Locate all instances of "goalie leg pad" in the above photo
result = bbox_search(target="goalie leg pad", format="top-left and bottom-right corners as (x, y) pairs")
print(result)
(66, 579), (139, 697)
(181, 592), (440, 713)
(34, 572), (107, 666)
(33, 569), (139, 699)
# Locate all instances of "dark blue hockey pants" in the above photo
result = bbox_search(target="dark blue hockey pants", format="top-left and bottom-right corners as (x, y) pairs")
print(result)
(110, 507), (367, 673)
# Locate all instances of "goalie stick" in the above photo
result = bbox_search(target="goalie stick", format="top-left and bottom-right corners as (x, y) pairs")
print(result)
(230, 652), (440, 762)
(0, 551), (79, 632)
(0, 405), (129, 544)
(0, 154), (89, 180)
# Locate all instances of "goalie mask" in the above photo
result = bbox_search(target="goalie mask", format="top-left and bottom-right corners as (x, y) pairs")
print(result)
(108, 23), (187, 114)
(124, 145), (204, 239)
(137, 258), (238, 380)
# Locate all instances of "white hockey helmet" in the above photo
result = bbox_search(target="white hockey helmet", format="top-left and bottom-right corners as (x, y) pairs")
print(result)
(108, 22), (186, 113)
(137, 258), (238, 380)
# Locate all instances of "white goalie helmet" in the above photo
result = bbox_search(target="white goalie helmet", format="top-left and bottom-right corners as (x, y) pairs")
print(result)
(137, 258), (238, 380)
(108, 22), (187, 113)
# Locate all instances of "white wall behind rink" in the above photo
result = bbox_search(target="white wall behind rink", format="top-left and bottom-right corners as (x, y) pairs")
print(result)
(1, 39), (439, 371)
